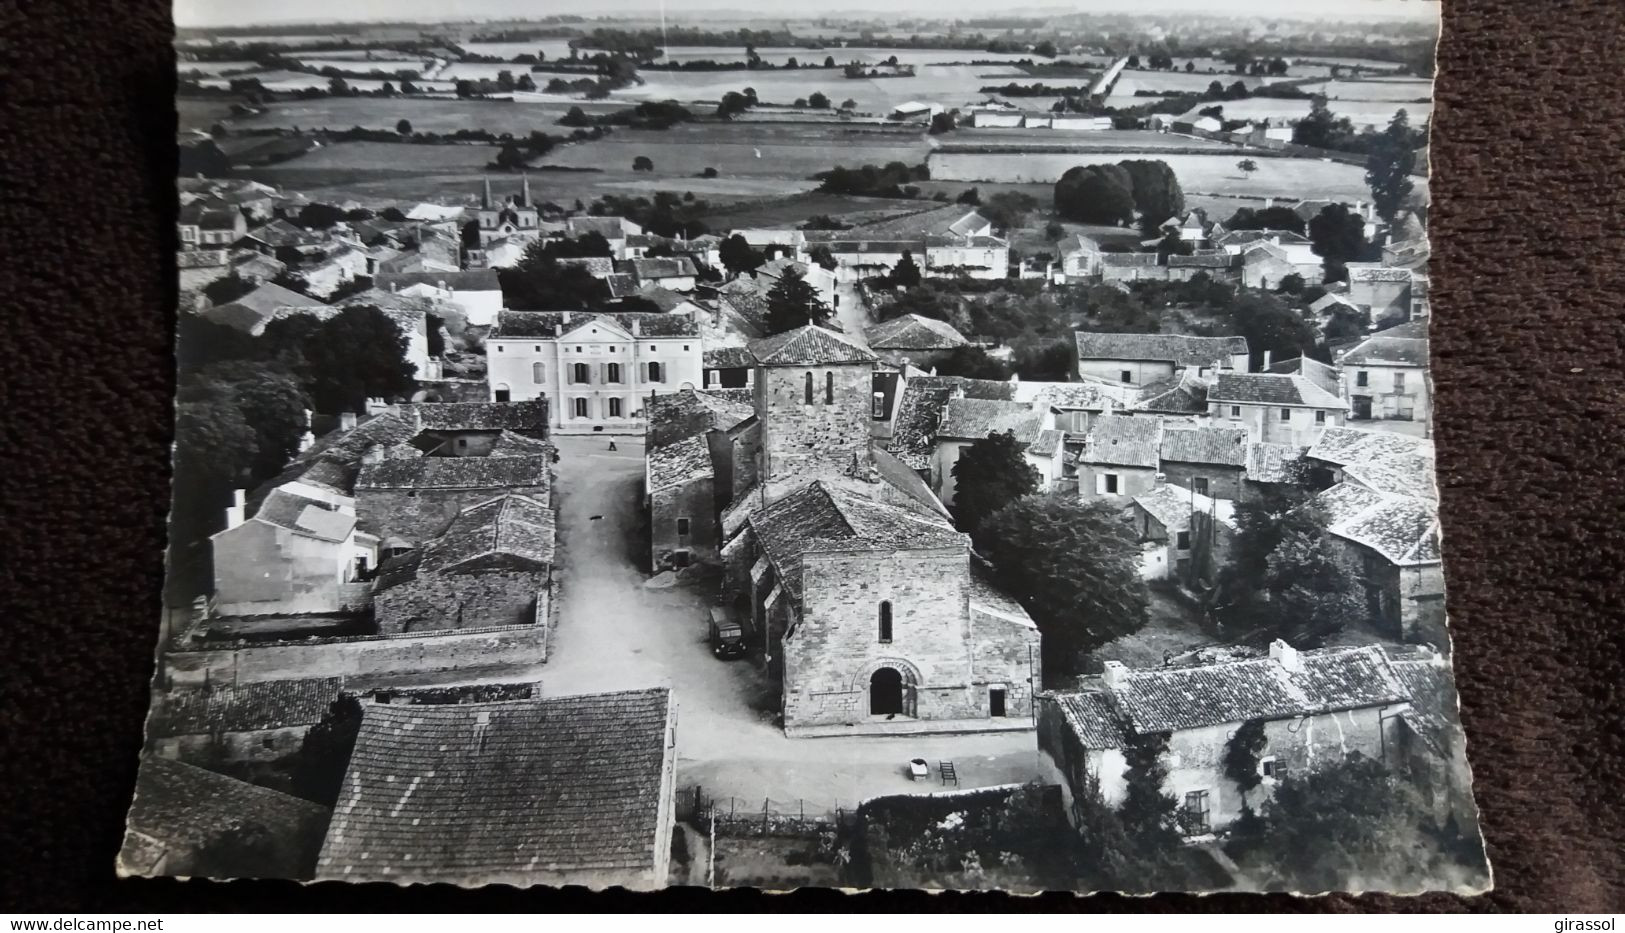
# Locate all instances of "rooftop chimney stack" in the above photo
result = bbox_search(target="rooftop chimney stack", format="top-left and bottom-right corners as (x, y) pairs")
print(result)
(339, 411), (358, 432)
(1101, 659), (1128, 689)
(1269, 639), (1302, 674)
(224, 489), (247, 530)
(631, 318), (641, 337)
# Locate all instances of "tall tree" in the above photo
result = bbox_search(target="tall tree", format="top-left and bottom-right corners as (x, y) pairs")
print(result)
(934, 345), (1013, 381)
(1118, 733), (1184, 844)
(194, 361), (310, 482)
(1055, 165), (1136, 226)
(719, 233), (765, 276)
(1308, 203), (1373, 283)
(290, 696), (363, 807)
(263, 306), (416, 413)
(951, 432), (1039, 535)
(978, 494), (1150, 677)
(763, 266), (833, 333)
(1365, 109), (1419, 224)
(890, 250), (923, 287)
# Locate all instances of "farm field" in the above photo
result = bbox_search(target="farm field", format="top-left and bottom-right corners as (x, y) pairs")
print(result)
(297, 58), (433, 73)
(459, 40), (581, 61)
(615, 65), (1043, 113)
(177, 61), (262, 76)
(1112, 70), (1276, 95)
(928, 148), (1403, 202)
(539, 122), (931, 179)
(220, 96), (628, 134)
(1296, 78), (1433, 101)
(196, 72), (456, 93)
(176, 97), (239, 133)
(1178, 96), (1431, 128)
(694, 191), (933, 228)
(945, 128), (1237, 150)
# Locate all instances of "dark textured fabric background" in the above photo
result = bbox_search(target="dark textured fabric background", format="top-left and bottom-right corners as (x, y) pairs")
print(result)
(3, 0), (1622, 913)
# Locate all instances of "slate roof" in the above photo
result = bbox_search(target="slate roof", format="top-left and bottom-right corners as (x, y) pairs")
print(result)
(647, 435), (715, 493)
(410, 400), (551, 434)
(418, 494), (556, 573)
(1074, 332), (1248, 366)
(1338, 332), (1429, 367)
(1159, 425), (1249, 467)
(1311, 481), (1441, 566)
(1245, 442), (1312, 485)
(122, 757), (331, 875)
(748, 325), (876, 366)
(749, 481), (964, 600)
(356, 455), (551, 491)
(375, 270), (501, 292)
(492, 310), (700, 339)
(935, 397), (1041, 442)
(250, 487), (356, 542)
(1081, 415), (1162, 468)
(149, 678), (344, 738)
(1210, 371), (1343, 408)
(864, 314), (970, 351)
(1102, 645), (1410, 734)
(317, 689), (673, 886)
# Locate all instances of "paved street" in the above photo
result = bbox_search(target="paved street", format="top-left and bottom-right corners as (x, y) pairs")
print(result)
(540, 436), (1042, 812)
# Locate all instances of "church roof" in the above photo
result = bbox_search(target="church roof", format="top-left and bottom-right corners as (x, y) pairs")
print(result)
(748, 325), (876, 366)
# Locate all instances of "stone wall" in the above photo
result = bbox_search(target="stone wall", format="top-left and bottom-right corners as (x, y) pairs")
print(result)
(150, 724), (311, 766)
(374, 571), (545, 634)
(1076, 463), (1159, 502)
(1159, 461), (1246, 502)
(757, 362), (874, 480)
(358, 483), (548, 545)
(783, 547), (1025, 731)
(163, 619), (549, 687)
(651, 476), (719, 571)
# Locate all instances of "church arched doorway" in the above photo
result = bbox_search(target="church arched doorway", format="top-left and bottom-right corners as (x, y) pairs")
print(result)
(870, 667), (904, 716)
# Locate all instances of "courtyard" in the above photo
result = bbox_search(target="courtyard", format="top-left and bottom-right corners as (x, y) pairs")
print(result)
(539, 435), (1042, 813)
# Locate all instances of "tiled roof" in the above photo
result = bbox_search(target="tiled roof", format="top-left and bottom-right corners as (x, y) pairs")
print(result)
(886, 376), (1016, 468)
(1311, 482), (1440, 566)
(1167, 252), (1237, 269)
(214, 281), (320, 317)
(623, 256), (698, 280)
(1028, 428), (1065, 457)
(149, 678), (344, 737)
(935, 397), (1041, 442)
(410, 400), (550, 434)
(1132, 373), (1209, 415)
(1051, 691), (1132, 750)
(1012, 380), (1116, 411)
(646, 388), (754, 444)
(1074, 332), (1248, 366)
(648, 435), (715, 493)
(967, 558), (1037, 630)
(864, 314), (970, 351)
(1213, 229), (1310, 249)
(748, 325), (876, 366)
(419, 494), (556, 573)
(356, 454), (551, 491)
(1347, 264), (1413, 284)
(1307, 427), (1432, 469)
(566, 216), (637, 239)
(1343, 451), (1436, 501)
(1385, 651), (1456, 757)
(704, 345), (756, 369)
(610, 274), (645, 299)
(1081, 415), (1162, 468)
(556, 256), (616, 278)
(841, 204), (989, 240)
(1101, 251), (1160, 267)
(1105, 645), (1410, 734)
(317, 689), (673, 886)
(492, 310), (699, 339)
(375, 270), (500, 291)
(1133, 483), (1235, 534)
(1244, 442), (1312, 485)
(1210, 372), (1343, 408)
(749, 481), (964, 599)
(490, 430), (557, 457)
(251, 487), (355, 542)
(1337, 333), (1429, 367)
(631, 284), (694, 313)
(121, 757), (331, 875)
(1159, 425), (1249, 467)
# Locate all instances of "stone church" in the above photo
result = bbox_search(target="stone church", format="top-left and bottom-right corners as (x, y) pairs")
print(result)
(713, 326), (1041, 737)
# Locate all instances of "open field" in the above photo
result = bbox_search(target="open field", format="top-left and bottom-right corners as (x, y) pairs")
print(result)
(296, 58), (432, 73)
(176, 97), (239, 133)
(1178, 96), (1431, 128)
(460, 40), (581, 61)
(944, 128), (1237, 150)
(219, 96), (628, 134)
(1296, 78), (1434, 101)
(694, 191), (935, 228)
(614, 64), (1038, 113)
(928, 148), (1400, 202)
(539, 122), (931, 178)
(196, 72), (457, 94)
(177, 61), (262, 76)
(1112, 70), (1276, 95)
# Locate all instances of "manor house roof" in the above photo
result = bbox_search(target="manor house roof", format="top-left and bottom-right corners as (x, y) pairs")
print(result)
(1074, 332), (1248, 366)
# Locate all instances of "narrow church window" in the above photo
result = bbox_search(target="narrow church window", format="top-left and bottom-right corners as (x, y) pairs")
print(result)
(878, 601), (893, 643)
(825, 371), (835, 405)
(805, 371), (814, 405)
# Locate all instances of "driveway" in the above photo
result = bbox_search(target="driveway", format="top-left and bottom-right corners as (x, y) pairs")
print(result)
(540, 436), (1042, 811)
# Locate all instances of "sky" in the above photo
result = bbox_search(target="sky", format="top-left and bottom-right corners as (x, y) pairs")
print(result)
(175, 0), (1440, 29)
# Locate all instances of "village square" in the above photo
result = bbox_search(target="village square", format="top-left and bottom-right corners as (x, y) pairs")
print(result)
(122, 2), (1487, 897)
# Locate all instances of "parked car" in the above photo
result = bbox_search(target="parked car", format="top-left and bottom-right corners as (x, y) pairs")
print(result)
(708, 606), (747, 660)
